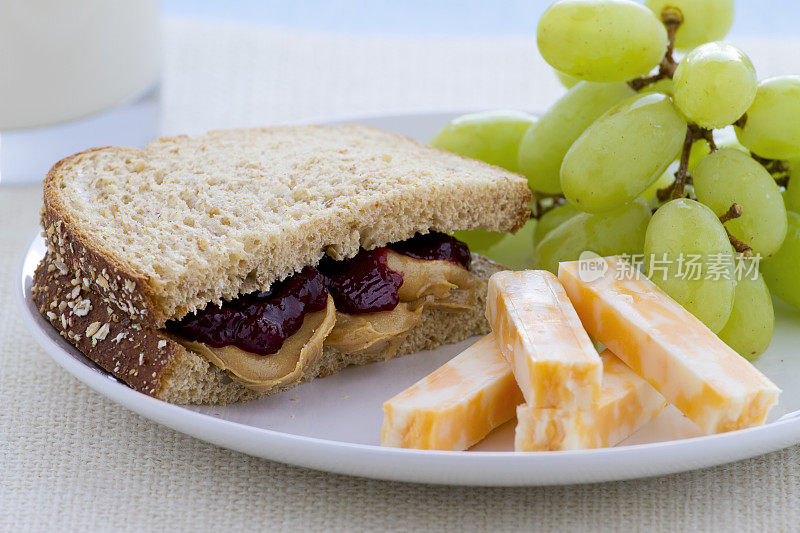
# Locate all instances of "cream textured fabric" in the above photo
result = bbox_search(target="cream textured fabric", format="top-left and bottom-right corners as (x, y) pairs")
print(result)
(3, 19), (800, 531)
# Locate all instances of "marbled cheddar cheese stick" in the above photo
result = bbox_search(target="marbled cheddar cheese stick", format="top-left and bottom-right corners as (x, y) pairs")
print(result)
(381, 334), (523, 450)
(486, 270), (602, 409)
(558, 256), (780, 434)
(515, 350), (666, 451)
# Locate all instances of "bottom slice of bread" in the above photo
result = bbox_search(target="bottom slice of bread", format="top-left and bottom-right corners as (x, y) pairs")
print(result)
(33, 253), (502, 405)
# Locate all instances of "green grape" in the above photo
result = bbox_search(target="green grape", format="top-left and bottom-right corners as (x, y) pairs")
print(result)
(687, 137), (749, 176)
(782, 159), (800, 213)
(482, 218), (537, 270)
(519, 81), (636, 194)
(555, 70), (580, 89)
(735, 76), (800, 159)
(638, 77), (674, 96)
(689, 136), (749, 171)
(534, 197), (651, 273)
(673, 43), (757, 129)
(686, 139), (711, 173)
(452, 228), (505, 253)
(644, 199), (735, 332)
(561, 93), (686, 213)
(760, 211), (800, 309)
(643, 138), (712, 198)
(717, 262), (774, 360)
(645, 0), (734, 50)
(715, 136), (750, 155)
(694, 148), (787, 257)
(518, 81), (634, 194)
(537, 0), (667, 83)
(641, 167), (675, 201)
(534, 202), (581, 243)
(430, 110), (537, 172)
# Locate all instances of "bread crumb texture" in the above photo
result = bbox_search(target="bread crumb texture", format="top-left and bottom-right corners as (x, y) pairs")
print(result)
(43, 125), (530, 324)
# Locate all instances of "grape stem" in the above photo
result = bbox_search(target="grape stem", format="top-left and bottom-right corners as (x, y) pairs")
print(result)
(669, 127), (697, 200)
(628, 8), (682, 91)
(633, 6), (718, 201)
(532, 193), (566, 219)
(629, 8), (753, 258)
(775, 176), (790, 188)
(750, 152), (791, 186)
(725, 227), (753, 256)
(699, 128), (717, 152)
(658, 125), (716, 201)
(719, 203), (743, 223)
(718, 203), (753, 256)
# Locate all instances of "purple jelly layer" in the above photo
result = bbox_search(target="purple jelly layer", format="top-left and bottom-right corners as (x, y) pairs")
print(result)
(318, 248), (404, 314)
(166, 232), (469, 355)
(167, 266), (328, 356)
(318, 232), (469, 313)
(388, 232), (471, 269)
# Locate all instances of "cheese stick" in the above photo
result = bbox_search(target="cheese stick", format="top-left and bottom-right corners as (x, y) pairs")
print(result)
(486, 270), (602, 409)
(515, 350), (666, 451)
(381, 334), (523, 450)
(558, 256), (780, 434)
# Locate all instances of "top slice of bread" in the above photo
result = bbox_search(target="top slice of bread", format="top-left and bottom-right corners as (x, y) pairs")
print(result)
(42, 125), (531, 326)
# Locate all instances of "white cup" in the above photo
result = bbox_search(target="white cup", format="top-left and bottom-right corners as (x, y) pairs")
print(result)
(0, 0), (160, 130)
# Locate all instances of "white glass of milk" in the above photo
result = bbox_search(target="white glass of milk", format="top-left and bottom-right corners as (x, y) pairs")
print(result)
(0, 0), (161, 184)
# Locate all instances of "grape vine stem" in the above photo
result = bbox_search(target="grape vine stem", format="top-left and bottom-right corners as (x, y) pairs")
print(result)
(718, 203), (743, 224)
(532, 193), (566, 219)
(699, 128), (717, 152)
(658, 125), (716, 202)
(627, 7), (757, 260)
(628, 8), (682, 91)
(725, 227), (753, 256)
(718, 202), (753, 256)
(750, 152), (791, 186)
(669, 127), (695, 200)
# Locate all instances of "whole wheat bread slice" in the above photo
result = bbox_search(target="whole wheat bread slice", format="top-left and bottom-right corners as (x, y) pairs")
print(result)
(33, 125), (530, 403)
(42, 125), (530, 326)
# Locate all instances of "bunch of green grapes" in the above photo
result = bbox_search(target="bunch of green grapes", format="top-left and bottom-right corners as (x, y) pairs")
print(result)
(431, 0), (800, 360)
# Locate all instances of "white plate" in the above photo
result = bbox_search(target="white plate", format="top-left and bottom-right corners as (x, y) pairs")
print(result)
(17, 112), (800, 486)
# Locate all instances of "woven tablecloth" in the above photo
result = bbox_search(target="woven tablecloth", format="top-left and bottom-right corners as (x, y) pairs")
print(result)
(2, 19), (799, 531)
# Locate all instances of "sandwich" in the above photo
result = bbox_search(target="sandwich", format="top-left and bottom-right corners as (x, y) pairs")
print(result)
(32, 125), (531, 404)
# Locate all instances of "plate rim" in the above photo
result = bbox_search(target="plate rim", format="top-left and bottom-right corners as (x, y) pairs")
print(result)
(18, 230), (800, 487)
(16, 111), (800, 486)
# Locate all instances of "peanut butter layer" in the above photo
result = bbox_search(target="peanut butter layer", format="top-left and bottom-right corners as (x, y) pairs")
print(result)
(325, 251), (477, 357)
(325, 303), (425, 358)
(170, 295), (336, 392)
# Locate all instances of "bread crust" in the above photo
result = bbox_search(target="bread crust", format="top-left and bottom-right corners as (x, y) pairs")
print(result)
(42, 148), (163, 325)
(33, 249), (502, 404)
(33, 248), (173, 396)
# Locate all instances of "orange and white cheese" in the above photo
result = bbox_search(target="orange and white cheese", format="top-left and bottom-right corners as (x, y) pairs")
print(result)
(515, 350), (666, 451)
(558, 256), (780, 434)
(381, 334), (523, 451)
(486, 270), (602, 409)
